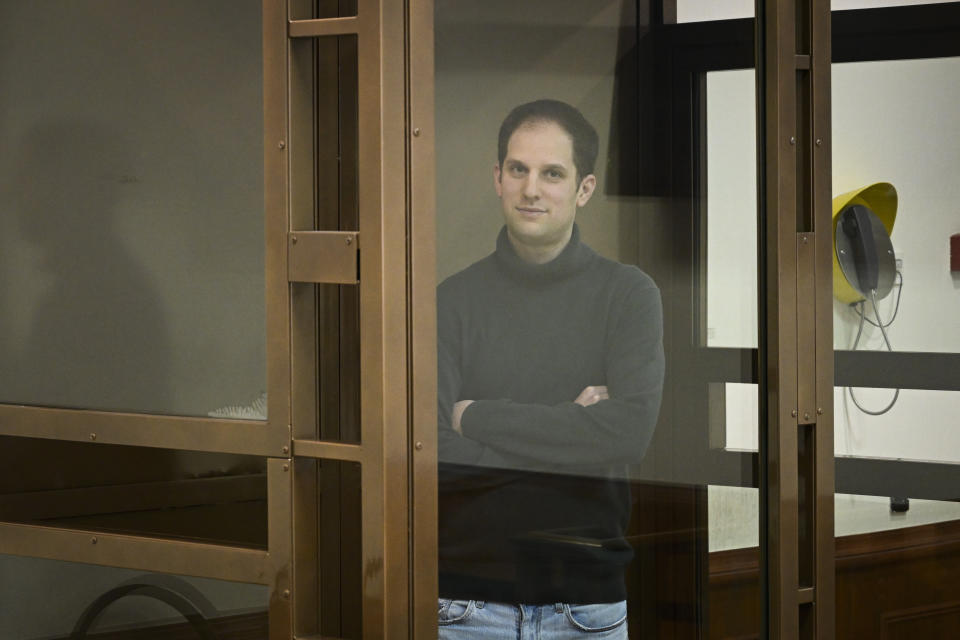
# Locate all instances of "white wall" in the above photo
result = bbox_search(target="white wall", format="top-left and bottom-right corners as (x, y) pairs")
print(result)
(705, 56), (960, 549)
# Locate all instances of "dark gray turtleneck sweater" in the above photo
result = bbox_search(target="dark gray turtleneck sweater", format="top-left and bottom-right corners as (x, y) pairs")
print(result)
(437, 224), (664, 604)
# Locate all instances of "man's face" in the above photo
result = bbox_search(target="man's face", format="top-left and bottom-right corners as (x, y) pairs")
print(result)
(494, 121), (596, 254)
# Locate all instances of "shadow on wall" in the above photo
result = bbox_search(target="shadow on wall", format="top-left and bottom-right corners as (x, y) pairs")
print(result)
(3, 120), (171, 413)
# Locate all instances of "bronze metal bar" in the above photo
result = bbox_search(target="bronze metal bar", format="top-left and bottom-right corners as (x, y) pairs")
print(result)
(761, 0), (801, 638)
(268, 458), (294, 639)
(798, 587), (815, 604)
(292, 438), (366, 463)
(288, 231), (360, 284)
(378, 0), (413, 636)
(795, 54), (811, 69)
(265, 0), (294, 637)
(0, 522), (270, 584)
(811, 0), (836, 637)
(354, 0), (387, 637)
(265, 0), (293, 445)
(0, 474), (266, 522)
(288, 0), (321, 445)
(289, 16), (360, 38)
(288, 1), (320, 443)
(0, 405), (286, 457)
(408, 0), (439, 637)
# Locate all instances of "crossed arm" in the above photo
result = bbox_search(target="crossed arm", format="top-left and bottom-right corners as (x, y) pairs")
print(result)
(438, 281), (664, 470)
(450, 385), (609, 435)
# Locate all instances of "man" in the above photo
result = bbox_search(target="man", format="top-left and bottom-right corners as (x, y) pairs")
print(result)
(437, 99), (664, 638)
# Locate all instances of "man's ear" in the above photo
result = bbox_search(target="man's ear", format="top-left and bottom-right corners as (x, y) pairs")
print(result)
(576, 174), (597, 207)
(493, 163), (503, 198)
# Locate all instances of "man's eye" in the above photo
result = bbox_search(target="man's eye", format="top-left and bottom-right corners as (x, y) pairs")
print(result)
(545, 169), (564, 180)
(509, 165), (527, 176)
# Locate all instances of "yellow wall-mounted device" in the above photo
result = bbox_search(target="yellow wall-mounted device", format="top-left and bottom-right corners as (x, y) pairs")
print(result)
(832, 182), (898, 304)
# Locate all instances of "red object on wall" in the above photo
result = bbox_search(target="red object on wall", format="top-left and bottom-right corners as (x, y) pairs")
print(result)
(953, 233), (960, 272)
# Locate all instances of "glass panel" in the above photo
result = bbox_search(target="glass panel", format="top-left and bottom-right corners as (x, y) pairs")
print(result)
(833, 56), (960, 354)
(433, 1), (761, 637)
(836, 388), (960, 463)
(0, 438), (267, 548)
(0, 1), (266, 418)
(706, 69), (758, 349)
(0, 555), (268, 639)
(831, 7), (960, 638)
(677, 0), (957, 22)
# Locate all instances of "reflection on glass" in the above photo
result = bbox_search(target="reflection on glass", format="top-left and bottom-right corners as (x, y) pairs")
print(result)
(0, 438), (267, 548)
(0, 0), (265, 417)
(0, 555), (268, 639)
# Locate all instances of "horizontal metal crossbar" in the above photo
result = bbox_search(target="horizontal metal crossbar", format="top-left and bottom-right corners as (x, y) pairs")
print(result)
(288, 17), (360, 38)
(0, 522), (272, 584)
(292, 438), (366, 463)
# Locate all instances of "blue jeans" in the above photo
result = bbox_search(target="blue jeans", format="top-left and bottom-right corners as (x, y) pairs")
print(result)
(438, 599), (628, 639)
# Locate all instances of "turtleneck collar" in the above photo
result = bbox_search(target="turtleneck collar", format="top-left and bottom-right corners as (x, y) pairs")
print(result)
(494, 223), (594, 284)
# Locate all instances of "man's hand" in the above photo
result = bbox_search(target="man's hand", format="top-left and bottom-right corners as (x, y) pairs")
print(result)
(574, 385), (608, 407)
(452, 399), (474, 435)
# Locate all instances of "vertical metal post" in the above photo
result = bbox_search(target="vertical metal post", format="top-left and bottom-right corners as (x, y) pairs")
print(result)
(760, 0), (834, 637)
(409, 0), (439, 637)
(284, 0), (415, 637)
(810, 1), (836, 638)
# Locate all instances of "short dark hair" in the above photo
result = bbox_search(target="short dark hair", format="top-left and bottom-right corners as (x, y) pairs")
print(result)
(497, 99), (599, 179)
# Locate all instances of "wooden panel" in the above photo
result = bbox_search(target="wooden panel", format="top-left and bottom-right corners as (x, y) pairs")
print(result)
(882, 602), (960, 640)
(708, 519), (960, 639)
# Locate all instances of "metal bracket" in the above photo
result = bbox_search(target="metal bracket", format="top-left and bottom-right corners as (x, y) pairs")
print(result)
(288, 231), (359, 284)
(797, 232), (817, 424)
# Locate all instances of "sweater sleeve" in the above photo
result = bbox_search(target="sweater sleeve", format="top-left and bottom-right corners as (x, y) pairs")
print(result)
(459, 281), (664, 466)
(437, 283), (537, 472)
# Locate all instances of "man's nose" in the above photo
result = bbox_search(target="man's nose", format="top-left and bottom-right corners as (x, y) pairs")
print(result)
(522, 173), (539, 199)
